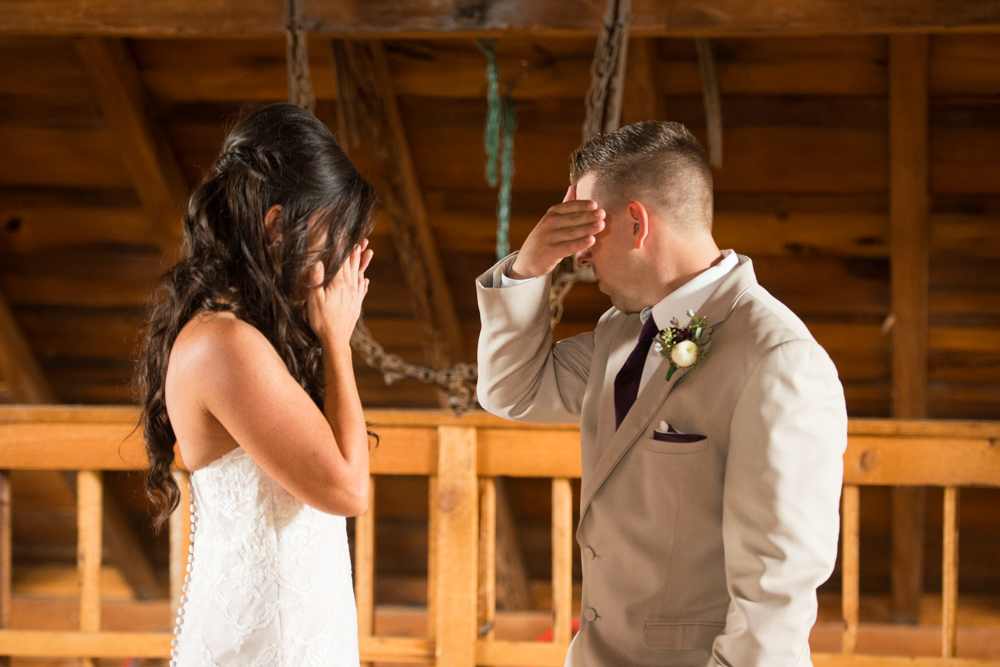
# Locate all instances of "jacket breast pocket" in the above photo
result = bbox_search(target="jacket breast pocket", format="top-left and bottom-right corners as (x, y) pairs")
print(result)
(646, 435), (708, 454)
(643, 620), (724, 651)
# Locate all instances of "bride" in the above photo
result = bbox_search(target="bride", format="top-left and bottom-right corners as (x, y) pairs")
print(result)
(137, 103), (376, 666)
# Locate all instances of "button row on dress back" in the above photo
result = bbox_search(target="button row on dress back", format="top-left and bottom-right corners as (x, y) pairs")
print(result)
(171, 482), (198, 667)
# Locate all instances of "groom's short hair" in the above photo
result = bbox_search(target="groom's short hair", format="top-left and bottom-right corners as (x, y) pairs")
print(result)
(570, 121), (714, 233)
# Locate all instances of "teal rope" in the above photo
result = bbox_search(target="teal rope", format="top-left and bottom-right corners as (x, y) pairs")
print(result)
(496, 87), (516, 259)
(476, 39), (517, 260)
(476, 39), (501, 188)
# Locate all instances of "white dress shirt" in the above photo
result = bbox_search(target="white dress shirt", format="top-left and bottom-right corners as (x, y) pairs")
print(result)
(501, 249), (739, 395)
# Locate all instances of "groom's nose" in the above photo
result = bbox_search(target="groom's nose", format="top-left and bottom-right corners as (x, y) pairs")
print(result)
(576, 246), (593, 266)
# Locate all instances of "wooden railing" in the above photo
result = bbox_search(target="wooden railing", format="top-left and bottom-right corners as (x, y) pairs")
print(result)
(0, 406), (999, 665)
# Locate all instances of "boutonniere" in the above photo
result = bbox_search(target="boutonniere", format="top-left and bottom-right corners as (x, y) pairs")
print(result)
(653, 309), (713, 381)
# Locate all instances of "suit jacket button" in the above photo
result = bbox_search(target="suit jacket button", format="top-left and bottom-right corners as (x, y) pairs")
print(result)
(583, 608), (597, 622)
(583, 546), (596, 561)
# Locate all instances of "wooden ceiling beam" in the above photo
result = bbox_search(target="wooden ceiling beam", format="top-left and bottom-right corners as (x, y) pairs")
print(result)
(0, 291), (56, 405)
(75, 37), (188, 250)
(2, 0), (1000, 38)
(342, 40), (464, 368)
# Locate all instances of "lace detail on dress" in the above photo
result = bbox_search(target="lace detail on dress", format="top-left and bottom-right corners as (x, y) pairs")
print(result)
(173, 448), (360, 666)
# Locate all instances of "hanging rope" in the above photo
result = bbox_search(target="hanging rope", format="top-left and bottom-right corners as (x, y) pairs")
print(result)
(476, 39), (518, 260)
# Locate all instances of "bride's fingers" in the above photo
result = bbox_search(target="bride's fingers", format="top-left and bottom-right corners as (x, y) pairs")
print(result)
(359, 248), (374, 273)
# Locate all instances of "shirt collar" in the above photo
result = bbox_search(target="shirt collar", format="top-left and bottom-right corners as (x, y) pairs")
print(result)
(640, 249), (739, 330)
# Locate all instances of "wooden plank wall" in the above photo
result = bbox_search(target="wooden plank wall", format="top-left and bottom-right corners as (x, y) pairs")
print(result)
(1, 34), (998, 596)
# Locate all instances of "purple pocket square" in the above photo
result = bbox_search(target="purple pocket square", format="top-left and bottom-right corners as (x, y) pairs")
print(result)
(652, 422), (707, 443)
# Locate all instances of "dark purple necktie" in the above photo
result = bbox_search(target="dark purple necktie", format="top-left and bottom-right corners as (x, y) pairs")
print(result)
(614, 316), (660, 430)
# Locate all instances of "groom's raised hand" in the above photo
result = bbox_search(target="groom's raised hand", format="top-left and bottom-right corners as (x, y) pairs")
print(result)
(508, 185), (606, 280)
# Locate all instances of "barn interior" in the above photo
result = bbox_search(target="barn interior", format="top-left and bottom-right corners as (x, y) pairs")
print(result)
(1, 1), (1000, 665)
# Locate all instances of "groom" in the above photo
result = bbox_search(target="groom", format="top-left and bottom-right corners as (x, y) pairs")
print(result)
(476, 121), (847, 666)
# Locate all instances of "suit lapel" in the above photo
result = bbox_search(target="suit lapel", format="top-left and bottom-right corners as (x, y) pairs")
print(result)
(578, 255), (760, 522)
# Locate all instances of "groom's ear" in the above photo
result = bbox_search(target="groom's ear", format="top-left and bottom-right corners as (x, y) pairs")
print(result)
(628, 201), (650, 250)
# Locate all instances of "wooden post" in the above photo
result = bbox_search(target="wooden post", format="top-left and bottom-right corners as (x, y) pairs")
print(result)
(77, 470), (102, 667)
(478, 478), (497, 640)
(169, 470), (191, 613)
(0, 471), (11, 667)
(942, 486), (960, 657)
(434, 426), (478, 667)
(493, 477), (531, 611)
(841, 484), (860, 655)
(426, 474), (438, 639)
(354, 478), (376, 667)
(889, 33), (930, 624)
(551, 478), (573, 647)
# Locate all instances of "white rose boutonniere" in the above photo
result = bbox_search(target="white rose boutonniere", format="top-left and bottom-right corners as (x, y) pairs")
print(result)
(652, 310), (713, 381)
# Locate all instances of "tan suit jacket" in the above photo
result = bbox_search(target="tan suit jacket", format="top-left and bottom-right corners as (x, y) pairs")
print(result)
(476, 253), (847, 666)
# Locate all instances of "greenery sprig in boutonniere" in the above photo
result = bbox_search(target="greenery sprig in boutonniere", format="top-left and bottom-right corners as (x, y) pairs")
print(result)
(653, 309), (712, 381)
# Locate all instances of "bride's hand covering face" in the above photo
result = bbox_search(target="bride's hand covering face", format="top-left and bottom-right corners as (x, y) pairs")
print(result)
(307, 238), (373, 350)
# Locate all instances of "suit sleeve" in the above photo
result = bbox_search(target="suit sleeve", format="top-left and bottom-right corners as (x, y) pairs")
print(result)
(476, 254), (595, 424)
(711, 339), (847, 666)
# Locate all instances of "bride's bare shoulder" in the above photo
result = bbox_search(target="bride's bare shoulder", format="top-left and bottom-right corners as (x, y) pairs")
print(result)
(169, 312), (278, 380)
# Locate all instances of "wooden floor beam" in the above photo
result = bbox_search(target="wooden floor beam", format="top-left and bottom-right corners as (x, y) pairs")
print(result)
(340, 40), (464, 368)
(888, 33), (930, 625)
(75, 37), (188, 250)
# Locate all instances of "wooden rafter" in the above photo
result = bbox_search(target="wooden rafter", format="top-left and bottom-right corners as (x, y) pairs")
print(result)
(0, 290), (162, 600)
(888, 33), (930, 624)
(4, 1), (1000, 37)
(75, 37), (188, 250)
(340, 40), (464, 368)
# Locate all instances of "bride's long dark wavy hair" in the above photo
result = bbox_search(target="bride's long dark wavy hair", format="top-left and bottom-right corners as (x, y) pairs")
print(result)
(138, 103), (377, 529)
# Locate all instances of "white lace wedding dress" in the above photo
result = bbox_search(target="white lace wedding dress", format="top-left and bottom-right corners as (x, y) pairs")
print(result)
(171, 447), (360, 666)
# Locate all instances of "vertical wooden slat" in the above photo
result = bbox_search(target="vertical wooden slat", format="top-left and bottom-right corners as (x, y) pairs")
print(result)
(551, 478), (573, 646)
(942, 486), (960, 657)
(0, 471), (11, 667)
(889, 32), (930, 625)
(77, 470), (102, 667)
(355, 477), (376, 667)
(426, 474), (438, 639)
(478, 478), (497, 640)
(434, 426), (478, 667)
(169, 470), (191, 613)
(841, 484), (860, 655)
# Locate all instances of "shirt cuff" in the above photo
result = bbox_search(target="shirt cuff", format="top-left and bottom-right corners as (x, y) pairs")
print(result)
(498, 256), (537, 288)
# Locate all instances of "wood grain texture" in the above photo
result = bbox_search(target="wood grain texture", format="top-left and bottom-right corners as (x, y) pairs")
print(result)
(3, 1), (1000, 37)
(74, 37), (188, 248)
(76, 470), (102, 634)
(551, 478), (573, 647)
(942, 486), (960, 657)
(477, 477), (497, 640)
(433, 426), (478, 667)
(0, 290), (56, 404)
(168, 470), (190, 614)
(0, 471), (9, 667)
(842, 484), (860, 654)
(889, 33), (930, 625)
(354, 478), (376, 667)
